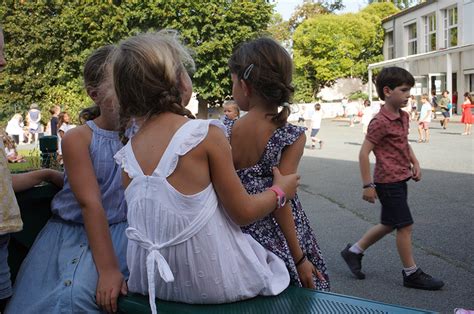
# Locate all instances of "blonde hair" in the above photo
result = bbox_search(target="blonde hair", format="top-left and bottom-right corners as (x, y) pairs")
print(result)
(223, 100), (240, 117)
(421, 94), (429, 101)
(112, 30), (195, 139)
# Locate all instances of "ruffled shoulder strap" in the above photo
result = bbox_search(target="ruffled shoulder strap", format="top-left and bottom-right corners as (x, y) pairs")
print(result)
(276, 123), (306, 146)
(262, 123), (306, 165)
(154, 119), (226, 178)
(114, 141), (144, 179)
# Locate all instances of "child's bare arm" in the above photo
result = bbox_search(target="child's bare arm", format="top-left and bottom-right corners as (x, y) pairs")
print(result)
(207, 126), (299, 226)
(276, 133), (325, 288)
(359, 139), (377, 203)
(12, 169), (63, 193)
(409, 145), (421, 181)
(62, 127), (126, 313)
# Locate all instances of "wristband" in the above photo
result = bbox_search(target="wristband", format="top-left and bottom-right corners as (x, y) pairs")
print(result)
(268, 185), (286, 209)
(295, 253), (307, 267)
(363, 183), (376, 189)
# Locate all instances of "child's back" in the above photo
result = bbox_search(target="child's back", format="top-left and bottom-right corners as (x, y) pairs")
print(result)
(111, 31), (301, 314)
(116, 116), (288, 305)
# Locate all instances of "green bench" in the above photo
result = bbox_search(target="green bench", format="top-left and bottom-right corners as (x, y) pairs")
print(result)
(10, 183), (436, 314)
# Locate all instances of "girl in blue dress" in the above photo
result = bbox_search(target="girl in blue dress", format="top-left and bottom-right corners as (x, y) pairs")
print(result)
(6, 45), (129, 313)
(224, 37), (330, 291)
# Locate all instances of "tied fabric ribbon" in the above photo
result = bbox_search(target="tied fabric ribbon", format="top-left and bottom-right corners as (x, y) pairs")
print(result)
(126, 227), (174, 314)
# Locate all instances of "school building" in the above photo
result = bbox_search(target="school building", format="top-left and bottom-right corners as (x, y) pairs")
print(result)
(367, 0), (474, 113)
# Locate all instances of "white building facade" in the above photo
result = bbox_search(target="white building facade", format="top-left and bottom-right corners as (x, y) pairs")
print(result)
(368, 0), (474, 113)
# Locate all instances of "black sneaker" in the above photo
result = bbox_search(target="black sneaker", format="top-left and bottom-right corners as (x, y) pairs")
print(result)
(341, 244), (365, 279)
(403, 268), (444, 290)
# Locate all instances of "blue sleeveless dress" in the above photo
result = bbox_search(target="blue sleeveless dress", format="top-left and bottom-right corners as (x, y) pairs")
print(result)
(224, 118), (330, 291)
(6, 121), (128, 313)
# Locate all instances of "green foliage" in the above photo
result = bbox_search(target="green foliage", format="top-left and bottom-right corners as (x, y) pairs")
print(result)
(292, 3), (399, 100)
(361, 2), (399, 20)
(348, 91), (368, 101)
(368, 0), (421, 10)
(266, 13), (291, 45)
(0, 1), (272, 124)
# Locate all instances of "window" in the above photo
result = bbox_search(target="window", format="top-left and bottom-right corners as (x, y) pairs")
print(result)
(386, 31), (394, 59)
(407, 23), (417, 55)
(444, 7), (458, 48)
(424, 14), (436, 52)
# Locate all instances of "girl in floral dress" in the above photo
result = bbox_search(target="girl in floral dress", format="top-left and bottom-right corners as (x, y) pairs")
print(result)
(224, 37), (329, 291)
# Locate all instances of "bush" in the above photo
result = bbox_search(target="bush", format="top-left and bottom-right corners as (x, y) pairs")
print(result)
(348, 91), (368, 101)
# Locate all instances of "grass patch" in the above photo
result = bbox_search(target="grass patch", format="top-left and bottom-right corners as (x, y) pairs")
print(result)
(7, 149), (41, 173)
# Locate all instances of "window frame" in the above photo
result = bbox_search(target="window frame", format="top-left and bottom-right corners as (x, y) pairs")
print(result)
(407, 23), (417, 55)
(444, 6), (458, 48)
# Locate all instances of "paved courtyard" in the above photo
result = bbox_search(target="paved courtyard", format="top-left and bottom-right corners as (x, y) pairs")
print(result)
(297, 115), (474, 313)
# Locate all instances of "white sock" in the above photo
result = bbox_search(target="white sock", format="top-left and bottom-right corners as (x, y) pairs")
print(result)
(403, 265), (418, 276)
(349, 243), (364, 254)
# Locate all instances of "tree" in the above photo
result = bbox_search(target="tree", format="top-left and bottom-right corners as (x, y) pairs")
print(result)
(266, 13), (291, 45)
(0, 1), (273, 124)
(288, 1), (344, 31)
(292, 2), (399, 99)
(368, 0), (421, 10)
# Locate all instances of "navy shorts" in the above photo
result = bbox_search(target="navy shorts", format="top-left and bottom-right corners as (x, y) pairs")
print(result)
(310, 128), (320, 137)
(375, 180), (413, 229)
(0, 234), (11, 300)
(442, 111), (450, 118)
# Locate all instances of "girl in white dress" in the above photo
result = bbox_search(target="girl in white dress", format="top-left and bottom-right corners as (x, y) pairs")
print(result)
(112, 31), (297, 314)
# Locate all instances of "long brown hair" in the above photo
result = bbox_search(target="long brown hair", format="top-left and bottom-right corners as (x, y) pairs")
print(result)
(464, 92), (473, 103)
(228, 37), (294, 126)
(112, 31), (195, 140)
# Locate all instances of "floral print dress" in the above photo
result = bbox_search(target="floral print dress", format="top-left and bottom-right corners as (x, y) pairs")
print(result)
(224, 118), (330, 291)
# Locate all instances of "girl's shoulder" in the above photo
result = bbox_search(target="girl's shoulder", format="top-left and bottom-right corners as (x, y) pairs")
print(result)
(273, 123), (305, 146)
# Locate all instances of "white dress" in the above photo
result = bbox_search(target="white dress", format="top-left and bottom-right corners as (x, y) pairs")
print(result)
(114, 119), (289, 314)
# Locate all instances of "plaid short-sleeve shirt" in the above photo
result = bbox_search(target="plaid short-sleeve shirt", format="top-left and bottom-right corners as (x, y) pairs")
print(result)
(366, 106), (412, 184)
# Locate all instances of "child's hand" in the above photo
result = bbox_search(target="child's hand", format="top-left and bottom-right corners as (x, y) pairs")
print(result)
(362, 187), (377, 203)
(272, 167), (300, 199)
(45, 169), (64, 187)
(296, 259), (326, 289)
(411, 163), (421, 181)
(96, 269), (128, 313)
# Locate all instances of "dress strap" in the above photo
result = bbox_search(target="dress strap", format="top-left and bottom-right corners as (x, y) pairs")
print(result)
(153, 119), (226, 178)
(125, 190), (218, 314)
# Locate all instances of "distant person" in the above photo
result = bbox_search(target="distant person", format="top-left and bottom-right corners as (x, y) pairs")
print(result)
(2, 135), (26, 163)
(56, 112), (75, 162)
(27, 103), (41, 143)
(310, 103), (323, 149)
(439, 90), (450, 129)
(410, 95), (418, 120)
(361, 100), (373, 135)
(346, 100), (358, 127)
(417, 94), (431, 143)
(430, 90), (438, 119)
(461, 92), (474, 135)
(298, 105), (306, 124)
(49, 105), (60, 136)
(341, 97), (348, 117)
(341, 67), (444, 291)
(5, 113), (24, 144)
(222, 100), (240, 121)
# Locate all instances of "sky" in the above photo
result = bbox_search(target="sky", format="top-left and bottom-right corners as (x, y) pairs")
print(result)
(275, 0), (367, 20)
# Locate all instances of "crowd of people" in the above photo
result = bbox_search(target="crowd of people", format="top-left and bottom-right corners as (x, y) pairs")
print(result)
(0, 23), (466, 314)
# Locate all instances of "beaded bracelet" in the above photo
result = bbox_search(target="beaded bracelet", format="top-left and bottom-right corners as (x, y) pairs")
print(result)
(295, 253), (307, 267)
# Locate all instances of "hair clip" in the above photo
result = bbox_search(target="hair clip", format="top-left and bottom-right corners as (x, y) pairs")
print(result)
(243, 64), (254, 80)
(281, 102), (290, 108)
